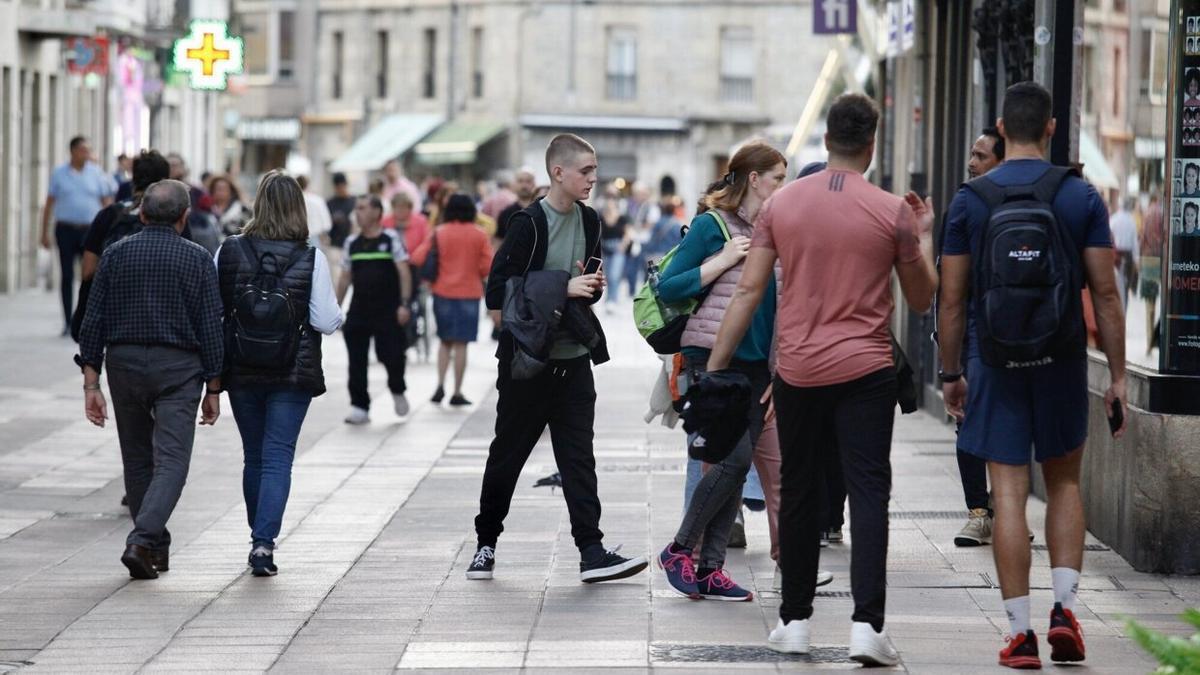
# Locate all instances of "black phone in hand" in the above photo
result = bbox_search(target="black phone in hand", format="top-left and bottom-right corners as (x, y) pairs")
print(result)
(584, 257), (603, 275)
(1108, 398), (1124, 436)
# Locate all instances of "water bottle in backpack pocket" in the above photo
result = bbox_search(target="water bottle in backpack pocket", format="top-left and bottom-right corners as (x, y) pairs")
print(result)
(228, 238), (307, 370)
(966, 166), (1085, 368)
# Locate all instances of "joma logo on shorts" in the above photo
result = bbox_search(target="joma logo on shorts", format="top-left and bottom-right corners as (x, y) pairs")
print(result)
(1008, 247), (1042, 261)
(1005, 356), (1055, 368)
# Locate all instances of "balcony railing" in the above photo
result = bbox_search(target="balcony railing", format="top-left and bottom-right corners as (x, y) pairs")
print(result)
(606, 73), (636, 101)
(720, 76), (754, 103)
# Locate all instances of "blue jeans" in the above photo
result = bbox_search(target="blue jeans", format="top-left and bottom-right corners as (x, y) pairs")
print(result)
(601, 239), (626, 304)
(229, 386), (313, 549)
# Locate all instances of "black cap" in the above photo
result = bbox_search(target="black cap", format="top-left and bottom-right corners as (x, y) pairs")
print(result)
(797, 161), (828, 179)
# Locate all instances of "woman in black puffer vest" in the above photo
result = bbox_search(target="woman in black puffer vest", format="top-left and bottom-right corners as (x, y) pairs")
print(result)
(216, 170), (343, 577)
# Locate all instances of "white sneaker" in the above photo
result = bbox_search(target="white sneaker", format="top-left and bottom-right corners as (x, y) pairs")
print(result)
(393, 393), (410, 417)
(344, 406), (369, 425)
(767, 617), (810, 654)
(954, 508), (993, 547)
(848, 621), (900, 666)
(772, 566), (834, 591)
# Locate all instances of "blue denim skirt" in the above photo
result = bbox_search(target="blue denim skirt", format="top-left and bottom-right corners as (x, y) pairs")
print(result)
(433, 296), (480, 342)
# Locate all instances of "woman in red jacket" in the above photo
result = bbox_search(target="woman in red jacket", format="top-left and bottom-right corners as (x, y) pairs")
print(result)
(410, 194), (494, 406)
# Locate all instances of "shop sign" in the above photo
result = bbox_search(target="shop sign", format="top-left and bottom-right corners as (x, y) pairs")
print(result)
(237, 118), (302, 142)
(172, 19), (243, 91)
(1163, 0), (1200, 373)
(66, 37), (110, 76)
(814, 0), (856, 34)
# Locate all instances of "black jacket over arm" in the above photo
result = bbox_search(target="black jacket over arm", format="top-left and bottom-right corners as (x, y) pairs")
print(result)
(486, 199), (609, 365)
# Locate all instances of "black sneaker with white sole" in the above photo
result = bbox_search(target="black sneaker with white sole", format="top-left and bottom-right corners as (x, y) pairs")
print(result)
(250, 546), (277, 577)
(580, 547), (648, 583)
(466, 545), (495, 580)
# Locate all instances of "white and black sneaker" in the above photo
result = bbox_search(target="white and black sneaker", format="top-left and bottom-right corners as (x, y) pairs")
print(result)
(250, 546), (277, 577)
(466, 545), (495, 580)
(580, 546), (648, 583)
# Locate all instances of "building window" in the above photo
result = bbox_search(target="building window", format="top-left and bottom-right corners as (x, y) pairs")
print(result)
(471, 27), (484, 99)
(242, 11), (270, 76)
(332, 31), (343, 99)
(278, 10), (295, 80)
(1112, 46), (1121, 117)
(377, 31), (389, 99)
(1141, 28), (1167, 103)
(423, 28), (437, 99)
(1081, 44), (1095, 117)
(719, 27), (754, 103)
(606, 27), (637, 101)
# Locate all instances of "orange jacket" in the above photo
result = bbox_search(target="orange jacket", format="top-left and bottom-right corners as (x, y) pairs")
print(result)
(410, 221), (494, 300)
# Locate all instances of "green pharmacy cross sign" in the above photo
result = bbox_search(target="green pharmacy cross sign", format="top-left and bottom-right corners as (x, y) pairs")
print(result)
(172, 20), (243, 91)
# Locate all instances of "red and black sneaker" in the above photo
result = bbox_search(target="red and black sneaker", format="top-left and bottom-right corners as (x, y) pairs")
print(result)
(998, 630), (1042, 669)
(1047, 602), (1086, 662)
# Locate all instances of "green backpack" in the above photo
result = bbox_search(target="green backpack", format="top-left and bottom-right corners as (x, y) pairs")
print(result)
(632, 211), (732, 354)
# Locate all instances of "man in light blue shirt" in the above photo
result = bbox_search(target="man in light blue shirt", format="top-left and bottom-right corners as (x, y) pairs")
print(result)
(41, 136), (114, 334)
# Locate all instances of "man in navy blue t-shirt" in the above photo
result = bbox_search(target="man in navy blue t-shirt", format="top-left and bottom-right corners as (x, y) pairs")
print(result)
(938, 82), (1127, 670)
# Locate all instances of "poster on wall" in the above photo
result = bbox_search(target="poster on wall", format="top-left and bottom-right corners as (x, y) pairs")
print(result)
(1164, 0), (1200, 373)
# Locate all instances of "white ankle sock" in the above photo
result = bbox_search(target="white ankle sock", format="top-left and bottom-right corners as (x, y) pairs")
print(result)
(1052, 567), (1080, 611)
(1004, 596), (1031, 635)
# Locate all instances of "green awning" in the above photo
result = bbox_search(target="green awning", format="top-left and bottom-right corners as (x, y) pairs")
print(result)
(330, 113), (444, 172)
(414, 120), (507, 165)
(1079, 130), (1120, 190)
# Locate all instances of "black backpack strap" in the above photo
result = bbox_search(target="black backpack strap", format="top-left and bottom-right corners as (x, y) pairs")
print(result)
(579, 201), (603, 260)
(1030, 165), (1079, 204)
(964, 176), (1006, 210)
(234, 235), (257, 268)
(235, 236), (307, 275)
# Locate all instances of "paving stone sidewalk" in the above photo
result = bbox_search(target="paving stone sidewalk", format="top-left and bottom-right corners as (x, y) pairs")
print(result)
(0, 289), (1195, 673)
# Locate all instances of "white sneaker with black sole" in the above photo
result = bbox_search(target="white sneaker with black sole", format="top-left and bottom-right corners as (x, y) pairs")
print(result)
(767, 618), (810, 654)
(344, 406), (369, 425)
(466, 545), (495, 580)
(954, 508), (993, 546)
(848, 621), (900, 666)
(579, 546), (648, 583)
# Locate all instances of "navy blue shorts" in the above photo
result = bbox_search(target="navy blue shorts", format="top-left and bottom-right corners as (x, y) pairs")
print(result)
(958, 355), (1089, 465)
(432, 296), (480, 343)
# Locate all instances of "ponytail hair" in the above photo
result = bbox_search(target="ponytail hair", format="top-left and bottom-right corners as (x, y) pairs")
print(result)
(703, 140), (787, 213)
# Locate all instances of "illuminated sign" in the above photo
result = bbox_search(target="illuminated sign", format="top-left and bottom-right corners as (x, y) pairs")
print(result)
(172, 20), (243, 91)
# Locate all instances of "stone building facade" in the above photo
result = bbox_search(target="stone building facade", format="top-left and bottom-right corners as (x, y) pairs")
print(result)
(229, 0), (837, 205)
(0, 0), (228, 294)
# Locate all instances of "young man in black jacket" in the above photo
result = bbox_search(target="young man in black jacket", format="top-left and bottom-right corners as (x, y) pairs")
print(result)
(468, 133), (648, 583)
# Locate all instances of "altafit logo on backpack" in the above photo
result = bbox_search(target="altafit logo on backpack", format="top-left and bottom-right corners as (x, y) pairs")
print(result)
(1007, 246), (1042, 261)
(965, 166), (1086, 369)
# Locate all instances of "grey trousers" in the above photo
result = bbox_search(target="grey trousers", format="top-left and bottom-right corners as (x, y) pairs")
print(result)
(106, 345), (204, 550)
(674, 358), (770, 568)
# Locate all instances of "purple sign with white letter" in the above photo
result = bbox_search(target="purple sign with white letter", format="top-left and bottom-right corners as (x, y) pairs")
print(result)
(814, 0), (857, 35)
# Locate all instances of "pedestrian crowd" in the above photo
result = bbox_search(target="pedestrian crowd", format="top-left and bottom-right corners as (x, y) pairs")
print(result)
(58, 79), (1128, 670)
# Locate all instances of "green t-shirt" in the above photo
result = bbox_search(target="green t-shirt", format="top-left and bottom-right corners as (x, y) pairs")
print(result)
(541, 199), (590, 360)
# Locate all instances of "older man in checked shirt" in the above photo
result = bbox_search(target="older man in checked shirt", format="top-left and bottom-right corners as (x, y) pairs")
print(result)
(77, 179), (225, 580)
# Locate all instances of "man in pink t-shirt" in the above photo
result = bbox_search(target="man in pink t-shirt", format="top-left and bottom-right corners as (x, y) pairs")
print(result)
(707, 94), (937, 665)
(380, 159), (423, 213)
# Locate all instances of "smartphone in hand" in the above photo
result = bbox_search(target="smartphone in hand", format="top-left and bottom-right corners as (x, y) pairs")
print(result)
(584, 256), (604, 275)
(1108, 397), (1124, 436)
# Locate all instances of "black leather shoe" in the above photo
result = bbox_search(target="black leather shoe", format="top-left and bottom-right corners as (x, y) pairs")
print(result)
(149, 547), (169, 572)
(121, 544), (159, 579)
